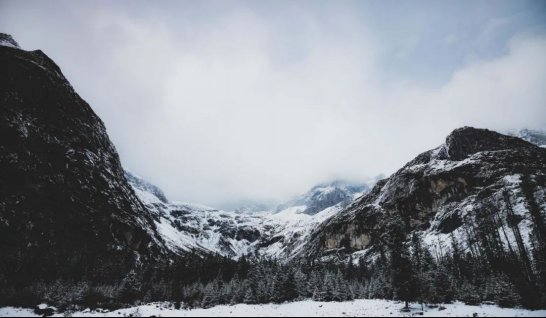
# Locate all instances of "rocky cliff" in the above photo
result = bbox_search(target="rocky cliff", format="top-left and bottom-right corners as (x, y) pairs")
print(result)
(0, 34), (168, 288)
(304, 127), (546, 259)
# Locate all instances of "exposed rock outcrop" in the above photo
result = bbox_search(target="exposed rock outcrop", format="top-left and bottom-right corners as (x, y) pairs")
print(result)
(303, 127), (546, 258)
(0, 34), (167, 287)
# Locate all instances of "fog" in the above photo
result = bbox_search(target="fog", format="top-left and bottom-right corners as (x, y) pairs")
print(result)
(1, 0), (545, 208)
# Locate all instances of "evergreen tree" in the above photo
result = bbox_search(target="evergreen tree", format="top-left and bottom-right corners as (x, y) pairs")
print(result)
(312, 286), (326, 302)
(459, 280), (481, 305)
(333, 270), (353, 301)
(119, 270), (142, 304)
(294, 268), (309, 299)
(494, 277), (521, 308)
(322, 271), (336, 301)
(386, 217), (418, 309)
(307, 270), (323, 298)
(425, 264), (454, 304)
(272, 270), (298, 303)
(243, 285), (258, 304)
(171, 277), (182, 309)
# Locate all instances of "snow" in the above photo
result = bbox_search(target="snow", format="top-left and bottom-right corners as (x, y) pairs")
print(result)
(269, 205), (309, 222)
(154, 219), (194, 252)
(2, 300), (546, 317)
(0, 39), (19, 49)
(260, 204), (342, 259)
(127, 172), (350, 260)
(426, 156), (477, 173)
(134, 187), (164, 205)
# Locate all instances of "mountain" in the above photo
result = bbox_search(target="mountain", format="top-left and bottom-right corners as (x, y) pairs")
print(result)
(276, 180), (370, 215)
(0, 34), (170, 293)
(124, 127), (546, 308)
(303, 127), (546, 261)
(0, 33), (20, 49)
(126, 173), (372, 259)
(510, 129), (546, 147)
(2, 32), (546, 310)
(124, 170), (169, 204)
(0, 33), (375, 296)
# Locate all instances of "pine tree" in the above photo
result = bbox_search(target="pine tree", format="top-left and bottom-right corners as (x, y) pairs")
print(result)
(312, 286), (326, 301)
(430, 264), (454, 304)
(386, 217), (417, 309)
(307, 270), (323, 298)
(411, 232), (425, 308)
(346, 255), (355, 280)
(293, 268), (309, 299)
(459, 280), (481, 305)
(119, 270), (142, 304)
(229, 273), (243, 305)
(494, 276), (521, 308)
(272, 270), (298, 303)
(333, 269), (353, 301)
(171, 277), (182, 309)
(243, 283), (257, 304)
(322, 271), (336, 301)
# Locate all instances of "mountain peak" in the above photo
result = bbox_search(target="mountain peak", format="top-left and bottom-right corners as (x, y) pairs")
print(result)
(277, 179), (370, 215)
(511, 128), (546, 147)
(444, 126), (535, 160)
(0, 33), (21, 49)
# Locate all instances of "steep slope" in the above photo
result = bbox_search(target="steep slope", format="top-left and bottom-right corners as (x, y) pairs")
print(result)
(125, 170), (169, 204)
(0, 34), (168, 290)
(303, 127), (546, 260)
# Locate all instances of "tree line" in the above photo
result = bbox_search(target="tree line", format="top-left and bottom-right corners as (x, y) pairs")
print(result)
(1, 177), (545, 311)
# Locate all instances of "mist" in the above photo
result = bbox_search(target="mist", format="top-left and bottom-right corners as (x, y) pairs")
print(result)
(1, 0), (545, 208)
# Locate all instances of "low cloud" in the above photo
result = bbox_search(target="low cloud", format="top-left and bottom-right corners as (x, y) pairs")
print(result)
(1, 2), (545, 207)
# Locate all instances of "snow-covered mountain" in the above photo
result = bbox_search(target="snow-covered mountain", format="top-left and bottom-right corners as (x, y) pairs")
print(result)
(276, 180), (370, 215)
(302, 127), (546, 262)
(3, 32), (546, 311)
(0, 33), (20, 49)
(126, 172), (372, 260)
(510, 129), (546, 147)
(0, 34), (171, 289)
(126, 127), (546, 263)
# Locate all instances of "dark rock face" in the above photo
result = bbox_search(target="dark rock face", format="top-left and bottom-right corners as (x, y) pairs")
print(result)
(443, 127), (536, 161)
(304, 127), (546, 257)
(0, 38), (166, 286)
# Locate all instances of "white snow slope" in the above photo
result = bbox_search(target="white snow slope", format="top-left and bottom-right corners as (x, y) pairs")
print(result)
(127, 171), (368, 260)
(2, 299), (546, 317)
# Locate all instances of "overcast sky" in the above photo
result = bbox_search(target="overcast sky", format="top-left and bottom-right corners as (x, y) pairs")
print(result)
(1, 0), (546, 208)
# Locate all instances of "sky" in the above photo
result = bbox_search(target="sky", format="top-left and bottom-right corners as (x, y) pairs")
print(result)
(1, 0), (546, 209)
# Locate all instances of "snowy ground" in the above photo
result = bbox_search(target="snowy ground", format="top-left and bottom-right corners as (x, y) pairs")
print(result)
(2, 299), (546, 317)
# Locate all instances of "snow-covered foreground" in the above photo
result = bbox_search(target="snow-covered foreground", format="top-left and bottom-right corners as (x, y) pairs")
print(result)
(2, 300), (546, 317)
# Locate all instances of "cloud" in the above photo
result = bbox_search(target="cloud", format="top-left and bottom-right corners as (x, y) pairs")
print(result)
(1, 2), (545, 207)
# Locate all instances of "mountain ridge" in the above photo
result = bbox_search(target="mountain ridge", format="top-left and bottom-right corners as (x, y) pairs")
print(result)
(0, 33), (173, 292)
(2, 32), (546, 309)
(302, 127), (545, 260)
